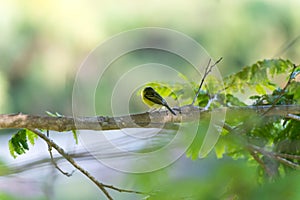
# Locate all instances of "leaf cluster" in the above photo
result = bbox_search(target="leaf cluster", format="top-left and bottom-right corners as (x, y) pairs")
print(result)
(149, 58), (299, 179)
(8, 129), (37, 158)
(208, 59), (299, 177)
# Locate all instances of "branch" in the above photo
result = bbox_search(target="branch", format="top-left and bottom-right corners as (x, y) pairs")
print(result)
(191, 57), (223, 105)
(7, 150), (96, 175)
(249, 150), (275, 177)
(225, 125), (300, 177)
(249, 145), (300, 170)
(0, 105), (299, 132)
(286, 113), (300, 121)
(273, 155), (300, 169)
(30, 129), (113, 199)
(29, 129), (145, 199)
(48, 143), (75, 177)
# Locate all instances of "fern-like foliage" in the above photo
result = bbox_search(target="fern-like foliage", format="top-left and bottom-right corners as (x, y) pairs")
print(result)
(224, 59), (294, 94)
(144, 58), (299, 178)
(8, 129), (38, 158)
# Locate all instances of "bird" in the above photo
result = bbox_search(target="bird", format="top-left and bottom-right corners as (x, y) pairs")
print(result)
(141, 87), (176, 115)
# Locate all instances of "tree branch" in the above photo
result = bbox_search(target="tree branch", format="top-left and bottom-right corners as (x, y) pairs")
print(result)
(286, 113), (300, 121)
(249, 144), (300, 170)
(29, 129), (145, 199)
(0, 105), (299, 132)
(48, 143), (75, 177)
(249, 149), (274, 177)
(29, 129), (114, 199)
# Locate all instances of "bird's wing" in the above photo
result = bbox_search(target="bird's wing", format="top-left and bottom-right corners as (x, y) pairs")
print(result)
(144, 92), (165, 105)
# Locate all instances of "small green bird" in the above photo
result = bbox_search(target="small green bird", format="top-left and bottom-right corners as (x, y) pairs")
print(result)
(141, 87), (176, 115)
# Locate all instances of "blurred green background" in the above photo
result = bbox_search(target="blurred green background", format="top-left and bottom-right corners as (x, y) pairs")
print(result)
(1, 0), (300, 114)
(1, 0), (300, 199)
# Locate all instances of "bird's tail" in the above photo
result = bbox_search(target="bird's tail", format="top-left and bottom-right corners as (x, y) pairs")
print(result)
(164, 104), (176, 115)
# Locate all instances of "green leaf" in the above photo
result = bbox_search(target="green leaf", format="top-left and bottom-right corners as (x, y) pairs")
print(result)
(26, 129), (38, 145)
(265, 82), (276, 91)
(186, 121), (209, 160)
(255, 84), (266, 95)
(288, 82), (300, 103)
(45, 111), (56, 117)
(55, 112), (64, 117)
(8, 140), (17, 159)
(249, 95), (261, 100)
(72, 130), (78, 144)
(224, 59), (294, 93)
(8, 129), (37, 158)
(224, 94), (247, 106)
(45, 111), (64, 117)
(214, 141), (226, 158)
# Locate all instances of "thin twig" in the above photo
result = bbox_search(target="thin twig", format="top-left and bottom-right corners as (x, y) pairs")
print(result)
(192, 57), (211, 105)
(191, 57), (223, 105)
(275, 152), (300, 160)
(100, 184), (148, 195)
(286, 113), (300, 121)
(273, 155), (300, 169)
(261, 64), (297, 116)
(48, 144), (75, 177)
(29, 129), (146, 200)
(222, 123), (234, 132)
(223, 124), (275, 176)
(46, 130), (75, 177)
(249, 150), (273, 177)
(204, 95), (217, 110)
(30, 129), (114, 200)
(249, 145), (300, 170)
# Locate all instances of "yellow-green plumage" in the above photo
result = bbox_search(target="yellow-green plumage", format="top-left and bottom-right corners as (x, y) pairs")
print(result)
(142, 87), (176, 115)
